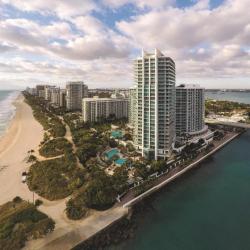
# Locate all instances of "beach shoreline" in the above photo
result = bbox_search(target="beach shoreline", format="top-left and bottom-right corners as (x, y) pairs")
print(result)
(0, 93), (22, 158)
(0, 93), (44, 202)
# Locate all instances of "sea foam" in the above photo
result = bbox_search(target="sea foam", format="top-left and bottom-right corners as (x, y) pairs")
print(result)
(0, 91), (20, 138)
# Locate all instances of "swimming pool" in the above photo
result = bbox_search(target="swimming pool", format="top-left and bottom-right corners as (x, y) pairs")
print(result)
(111, 130), (123, 139)
(105, 148), (119, 159)
(115, 158), (127, 166)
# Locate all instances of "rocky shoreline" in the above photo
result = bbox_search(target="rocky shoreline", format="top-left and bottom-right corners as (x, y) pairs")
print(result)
(72, 200), (157, 250)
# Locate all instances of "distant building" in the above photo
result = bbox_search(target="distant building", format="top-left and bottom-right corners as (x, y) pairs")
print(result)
(26, 87), (37, 95)
(82, 96), (128, 123)
(128, 86), (137, 127)
(36, 85), (47, 99)
(176, 84), (206, 140)
(50, 87), (60, 106)
(44, 86), (55, 101)
(59, 89), (66, 108)
(66, 82), (88, 111)
(132, 49), (176, 160)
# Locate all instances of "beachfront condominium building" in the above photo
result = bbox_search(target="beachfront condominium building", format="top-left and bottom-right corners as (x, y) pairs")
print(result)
(66, 82), (88, 111)
(50, 87), (60, 106)
(82, 96), (128, 123)
(176, 84), (206, 140)
(133, 49), (176, 160)
(44, 85), (56, 101)
(128, 86), (137, 127)
(59, 89), (66, 108)
(36, 85), (47, 99)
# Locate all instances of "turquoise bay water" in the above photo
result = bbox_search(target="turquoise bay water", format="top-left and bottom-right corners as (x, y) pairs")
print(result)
(0, 90), (19, 137)
(114, 130), (250, 250)
(205, 91), (250, 104)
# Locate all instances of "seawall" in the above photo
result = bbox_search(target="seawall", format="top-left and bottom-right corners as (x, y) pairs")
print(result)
(123, 132), (242, 208)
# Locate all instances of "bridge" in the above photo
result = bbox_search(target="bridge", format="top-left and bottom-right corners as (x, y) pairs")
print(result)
(206, 119), (250, 129)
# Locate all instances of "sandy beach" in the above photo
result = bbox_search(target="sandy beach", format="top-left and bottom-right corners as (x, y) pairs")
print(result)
(0, 95), (128, 250)
(0, 94), (43, 203)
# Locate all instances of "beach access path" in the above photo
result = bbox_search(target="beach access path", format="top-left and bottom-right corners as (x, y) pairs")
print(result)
(0, 95), (128, 250)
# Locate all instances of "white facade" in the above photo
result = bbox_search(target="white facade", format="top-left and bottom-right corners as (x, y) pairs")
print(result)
(133, 49), (176, 160)
(66, 82), (88, 111)
(82, 97), (128, 123)
(128, 86), (137, 127)
(176, 84), (206, 140)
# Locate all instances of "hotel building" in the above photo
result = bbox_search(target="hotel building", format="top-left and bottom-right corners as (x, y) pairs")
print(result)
(82, 97), (128, 123)
(66, 82), (88, 111)
(176, 84), (206, 140)
(132, 49), (176, 160)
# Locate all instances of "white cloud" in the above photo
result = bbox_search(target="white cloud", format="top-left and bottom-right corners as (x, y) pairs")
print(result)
(117, 0), (250, 78)
(1, 0), (97, 18)
(103, 0), (174, 9)
(0, 0), (250, 89)
(0, 17), (132, 60)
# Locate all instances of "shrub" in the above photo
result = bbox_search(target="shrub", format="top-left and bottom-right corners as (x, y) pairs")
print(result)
(13, 196), (22, 203)
(66, 198), (88, 220)
(34, 199), (43, 207)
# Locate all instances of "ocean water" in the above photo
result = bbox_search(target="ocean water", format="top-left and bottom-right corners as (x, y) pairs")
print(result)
(112, 131), (250, 250)
(0, 90), (19, 138)
(205, 91), (250, 104)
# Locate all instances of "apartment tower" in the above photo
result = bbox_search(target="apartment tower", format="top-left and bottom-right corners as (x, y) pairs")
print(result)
(66, 82), (88, 111)
(133, 49), (176, 160)
(176, 84), (206, 140)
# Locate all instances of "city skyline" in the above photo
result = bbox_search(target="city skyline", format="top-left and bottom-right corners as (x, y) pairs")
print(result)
(0, 0), (249, 90)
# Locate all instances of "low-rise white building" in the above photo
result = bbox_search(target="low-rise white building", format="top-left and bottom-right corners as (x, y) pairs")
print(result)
(82, 96), (128, 123)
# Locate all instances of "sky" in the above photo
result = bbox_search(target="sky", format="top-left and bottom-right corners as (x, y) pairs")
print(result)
(0, 0), (249, 90)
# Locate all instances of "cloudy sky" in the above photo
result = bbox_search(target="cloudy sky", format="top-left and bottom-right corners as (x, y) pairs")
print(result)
(0, 0), (249, 90)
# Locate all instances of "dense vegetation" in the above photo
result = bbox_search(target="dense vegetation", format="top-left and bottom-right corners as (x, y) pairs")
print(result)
(24, 92), (66, 138)
(206, 99), (250, 115)
(66, 168), (129, 219)
(39, 138), (73, 158)
(0, 197), (55, 250)
(63, 113), (112, 165)
(27, 155), (86, 200)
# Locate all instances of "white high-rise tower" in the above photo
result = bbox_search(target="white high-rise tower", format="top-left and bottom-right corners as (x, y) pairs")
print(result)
(133, 49), (176, 160)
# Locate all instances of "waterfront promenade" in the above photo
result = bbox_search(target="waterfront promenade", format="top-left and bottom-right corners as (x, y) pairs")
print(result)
(121, 132), (241, 208)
